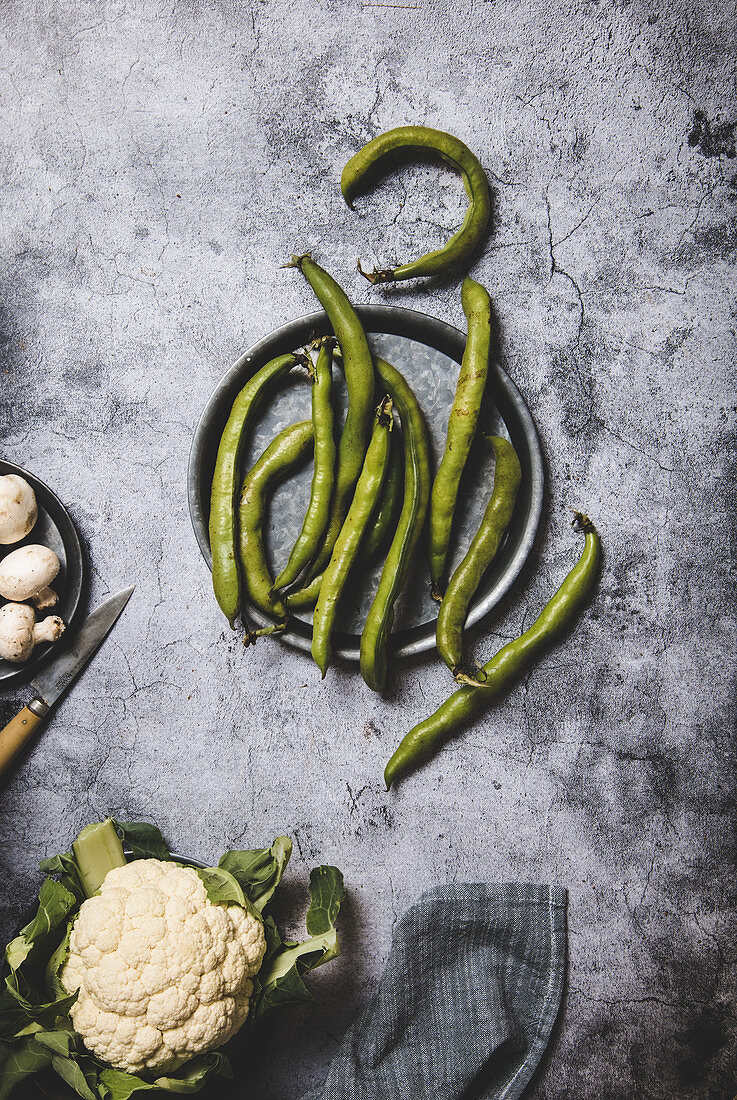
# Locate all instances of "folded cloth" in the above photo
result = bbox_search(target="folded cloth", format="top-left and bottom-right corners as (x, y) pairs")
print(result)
(304, 883), (567, 1100)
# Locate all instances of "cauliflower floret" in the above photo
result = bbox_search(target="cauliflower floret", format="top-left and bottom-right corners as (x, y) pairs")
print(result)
(71, 895), (124, 954)
(61, 859), (266, 1074)
(228, 904), (267, 968)
(197, 967), (225, 1004)
(164, 997), (246, 1058)
(86, 953), (149, 1017)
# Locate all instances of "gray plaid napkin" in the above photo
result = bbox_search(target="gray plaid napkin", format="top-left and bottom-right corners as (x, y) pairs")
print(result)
(305, 883), (567, 1100)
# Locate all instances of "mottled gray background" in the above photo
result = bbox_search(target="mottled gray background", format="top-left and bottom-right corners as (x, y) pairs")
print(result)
(1, 0), (736, 1096)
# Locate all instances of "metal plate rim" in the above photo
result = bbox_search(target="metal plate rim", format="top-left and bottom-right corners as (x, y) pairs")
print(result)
(188, 305), (544, 663)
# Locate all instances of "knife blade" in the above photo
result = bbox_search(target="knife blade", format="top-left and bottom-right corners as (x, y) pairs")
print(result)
(0, 585), (134, 778)
(31, 585), (135, 709)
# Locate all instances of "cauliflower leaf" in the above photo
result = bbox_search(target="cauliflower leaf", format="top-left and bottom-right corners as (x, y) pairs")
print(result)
(218, 835), (292, 911)
(97, 1053), (231, 1099)
(1, 878), (79, 1039)
(112, 821), (171, 863)
(0, 1034), (54, 1100)
(253, 866), (345, 1018)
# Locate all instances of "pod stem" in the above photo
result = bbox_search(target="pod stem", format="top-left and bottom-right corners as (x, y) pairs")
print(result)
(306, 334), (336, 355)
(293, 350), (312, 372)
(453, 668), (488, 688)
(376, 394), (394, 426)
(254, 620), (289, 638)
(357, 259), (395, 285)
(282, 252), (311, 270)
(572, 510), (595, 533)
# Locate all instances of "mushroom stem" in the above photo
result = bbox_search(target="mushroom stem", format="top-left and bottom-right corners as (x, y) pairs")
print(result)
(33, 616), (65, 645)
(31, 585), (59, 611)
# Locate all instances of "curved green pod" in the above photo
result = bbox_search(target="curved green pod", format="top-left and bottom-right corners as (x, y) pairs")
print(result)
(385, 515), (601, 788)
(360, 358), (432, 692)
(209, 352), (301, 626)
(436, 436), (521, 677)
(341, 124), (491, 283)
(311, 398), (393, 678)
(358, 427), (404, 563)
(274, 340), (336, 591)
(429, 276), (492, 596)
(288, 255), (376, 580)
(238, 421), (314, 625)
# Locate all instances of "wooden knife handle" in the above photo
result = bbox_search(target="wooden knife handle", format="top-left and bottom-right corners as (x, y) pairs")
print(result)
(0, 704), (46, 779)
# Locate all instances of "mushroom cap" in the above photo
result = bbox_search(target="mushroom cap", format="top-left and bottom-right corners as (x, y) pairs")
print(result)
(0, 603), (36, 662)
(0, 544), (61, 601)
(0, 475), (38, 545)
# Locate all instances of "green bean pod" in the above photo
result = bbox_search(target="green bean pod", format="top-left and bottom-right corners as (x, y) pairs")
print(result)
(429, 277), (492, 596)
(385, 513), (601, 787)
(238, 421), (314, 625)
(311, 398), (393, 678)
(436, 436), (522, 678)
(358, 427), (403, 562)
(291, 356), (403, 608)
(341, 125), (491, 283)
(360, 358), (432, 692)
(289, 255), (375, 580)
(209, 352), (301, 626)
(273, 341), (336, 591)
(284, 574), (322, 612)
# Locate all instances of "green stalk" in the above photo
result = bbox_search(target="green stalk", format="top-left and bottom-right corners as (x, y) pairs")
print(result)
(72, 819), (127, 897)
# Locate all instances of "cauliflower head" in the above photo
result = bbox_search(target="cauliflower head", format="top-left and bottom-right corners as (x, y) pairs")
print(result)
(61, 859), (266, 1075)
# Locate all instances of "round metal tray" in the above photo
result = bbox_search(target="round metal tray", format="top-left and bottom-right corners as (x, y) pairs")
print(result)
(188, 305), (544, 664)
(0, 460), (85, 689)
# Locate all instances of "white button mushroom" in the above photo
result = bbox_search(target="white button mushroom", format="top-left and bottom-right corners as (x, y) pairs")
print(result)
(0, 603), (65, 663)
(0, 475), (38, 544)
(0, 544), (61, 610)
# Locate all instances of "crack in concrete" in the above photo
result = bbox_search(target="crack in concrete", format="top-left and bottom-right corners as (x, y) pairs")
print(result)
(595, 416), (674, 473)
(544, 183), (585, 348)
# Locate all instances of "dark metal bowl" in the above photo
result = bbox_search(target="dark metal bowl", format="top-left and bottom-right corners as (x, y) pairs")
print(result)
(0, 460), (85, 689)
(188, 306), (544, 663)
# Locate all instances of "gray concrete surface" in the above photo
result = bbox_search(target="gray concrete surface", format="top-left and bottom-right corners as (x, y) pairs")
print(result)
(1, 1), (735, 1096)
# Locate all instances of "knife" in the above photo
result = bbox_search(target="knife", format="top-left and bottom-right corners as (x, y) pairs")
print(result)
(0, 586), (134, 779)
